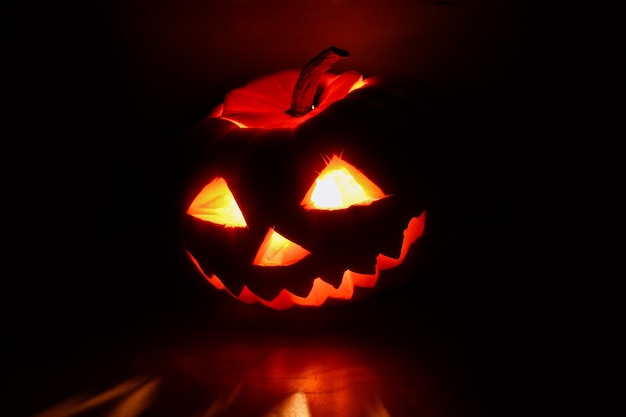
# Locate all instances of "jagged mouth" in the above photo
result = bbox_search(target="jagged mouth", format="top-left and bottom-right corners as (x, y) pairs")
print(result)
(187, 212), (425, 310)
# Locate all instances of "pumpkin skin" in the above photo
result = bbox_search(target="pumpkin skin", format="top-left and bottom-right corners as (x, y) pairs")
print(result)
(179, 49), (439, 310)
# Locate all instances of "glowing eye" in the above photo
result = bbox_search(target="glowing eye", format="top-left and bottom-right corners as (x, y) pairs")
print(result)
(301, 155), (387, 210)
(187, 177), (247, 227)
(253, 228), (310, 266)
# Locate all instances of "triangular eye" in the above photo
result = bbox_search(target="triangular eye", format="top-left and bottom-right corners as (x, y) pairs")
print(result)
(187, 177), (247, 227)
(253, 228), (310, 266)
(301, 155), (387, 210)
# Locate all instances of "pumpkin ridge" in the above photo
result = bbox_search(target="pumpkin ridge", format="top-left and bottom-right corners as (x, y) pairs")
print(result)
(222, 70), (298, 115)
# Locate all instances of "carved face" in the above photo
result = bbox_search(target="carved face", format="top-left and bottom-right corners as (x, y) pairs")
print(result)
(180, 48), (435, 310)
(184, 150), (425, 310)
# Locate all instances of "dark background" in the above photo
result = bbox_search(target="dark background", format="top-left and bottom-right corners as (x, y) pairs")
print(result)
(6, 1), (541, 416)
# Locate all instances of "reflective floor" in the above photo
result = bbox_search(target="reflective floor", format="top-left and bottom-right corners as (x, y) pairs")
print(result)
(7, 279), (517, 417)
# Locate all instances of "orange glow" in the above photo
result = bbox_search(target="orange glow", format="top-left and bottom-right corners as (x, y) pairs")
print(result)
(187, 211), (425, 310)
(253, 228), (311, 266)
(301, 155), (387, 210)
(348, 76), (367, 92)
(32, 376), (160, 417)
(265, 392), (312, 417)
(187, 177), (247, 227)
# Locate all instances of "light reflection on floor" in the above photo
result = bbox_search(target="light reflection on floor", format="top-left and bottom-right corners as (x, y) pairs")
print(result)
(28, 332), (464, 417)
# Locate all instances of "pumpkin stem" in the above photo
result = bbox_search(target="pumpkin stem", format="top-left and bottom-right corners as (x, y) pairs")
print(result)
(289, 46), (350, 117)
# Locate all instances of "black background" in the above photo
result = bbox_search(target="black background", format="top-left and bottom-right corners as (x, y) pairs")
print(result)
(6, 1), (543, 416)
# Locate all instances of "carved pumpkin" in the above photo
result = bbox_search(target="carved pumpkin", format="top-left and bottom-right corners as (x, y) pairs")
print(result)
(179, 47), (439, 310)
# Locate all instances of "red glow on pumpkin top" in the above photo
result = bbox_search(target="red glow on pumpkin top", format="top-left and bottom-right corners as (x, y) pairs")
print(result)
(210, 70), (367, 129)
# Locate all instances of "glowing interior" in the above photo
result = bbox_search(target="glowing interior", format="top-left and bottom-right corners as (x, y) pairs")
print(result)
(253, 228), (311, 266)
(187, 211), (426, 310)
(187, 177), (247, 227)
(301, 155), (387, 210)
(348, 77), (367, 92)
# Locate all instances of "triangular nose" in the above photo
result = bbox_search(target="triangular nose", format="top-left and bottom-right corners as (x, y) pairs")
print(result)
(253, 228), (310, 266)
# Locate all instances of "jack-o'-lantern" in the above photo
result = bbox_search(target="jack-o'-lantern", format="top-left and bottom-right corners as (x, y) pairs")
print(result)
(179, 47), (440, 310)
